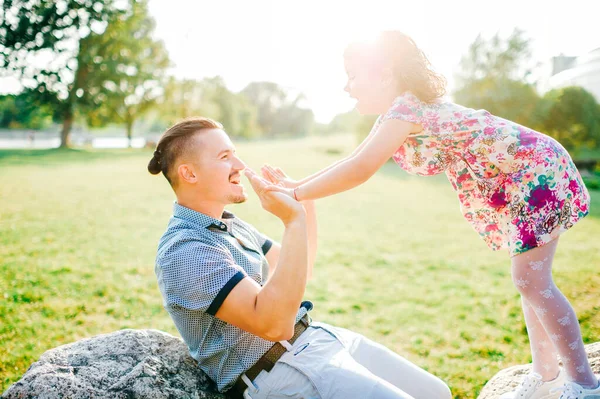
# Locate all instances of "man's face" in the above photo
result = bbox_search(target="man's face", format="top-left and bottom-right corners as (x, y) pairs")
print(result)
(182, 129), (248, 205)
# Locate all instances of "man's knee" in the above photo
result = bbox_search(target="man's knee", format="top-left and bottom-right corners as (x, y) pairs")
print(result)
(428, 378), (452, 399)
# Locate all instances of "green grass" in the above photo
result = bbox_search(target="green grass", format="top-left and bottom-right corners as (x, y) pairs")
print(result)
(1, 135), (599, 398)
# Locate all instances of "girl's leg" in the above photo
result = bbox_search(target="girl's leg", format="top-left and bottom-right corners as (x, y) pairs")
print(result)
(521, 296), (560, 380)
(511, 238), (598, 388)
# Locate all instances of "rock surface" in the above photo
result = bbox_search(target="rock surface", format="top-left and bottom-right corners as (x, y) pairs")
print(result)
(1, 329), (226, 399)
(478, 342), (600, 398)
(4, 329), (599, 399)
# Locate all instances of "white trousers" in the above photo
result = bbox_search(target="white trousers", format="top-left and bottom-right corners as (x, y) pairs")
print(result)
(243, 322), (452, 399)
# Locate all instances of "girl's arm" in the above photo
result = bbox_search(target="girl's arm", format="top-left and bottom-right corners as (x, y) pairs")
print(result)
(295, 121), (380, 186)
(292, 119), (419, 201)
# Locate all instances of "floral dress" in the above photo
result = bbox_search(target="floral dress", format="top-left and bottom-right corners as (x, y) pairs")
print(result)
(375, 92), (591, 257)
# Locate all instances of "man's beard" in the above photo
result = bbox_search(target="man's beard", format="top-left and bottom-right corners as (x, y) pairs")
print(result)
(228, 193), (247, 204)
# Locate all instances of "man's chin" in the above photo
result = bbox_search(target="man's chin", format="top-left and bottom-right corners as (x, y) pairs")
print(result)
(228, 193), (248, 204)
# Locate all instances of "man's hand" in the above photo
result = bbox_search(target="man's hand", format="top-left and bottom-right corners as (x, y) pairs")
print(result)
(245, 169), (303, 225)
(260, 165), (317, 281)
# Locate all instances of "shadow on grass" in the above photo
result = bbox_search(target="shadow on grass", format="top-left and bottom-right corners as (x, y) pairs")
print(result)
(0, 148), (151, 167)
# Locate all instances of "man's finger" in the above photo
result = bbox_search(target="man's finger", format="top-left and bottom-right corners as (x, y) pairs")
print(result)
(263, 184), (288, 193)
(245, 169), (269, 193)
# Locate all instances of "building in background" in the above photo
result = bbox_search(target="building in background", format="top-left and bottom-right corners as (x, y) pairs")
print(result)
(544, 48), (600, 100)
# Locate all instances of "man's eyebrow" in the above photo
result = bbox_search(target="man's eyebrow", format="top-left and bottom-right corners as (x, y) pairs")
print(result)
(217, 148), (236, 156)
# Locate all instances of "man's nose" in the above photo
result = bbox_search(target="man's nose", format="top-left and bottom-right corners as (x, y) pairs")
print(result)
(232, 155), (246, 170)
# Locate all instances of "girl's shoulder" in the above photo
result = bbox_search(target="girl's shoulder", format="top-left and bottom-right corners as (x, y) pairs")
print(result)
(382, 92), (424, 125)
(392, 91), (422, 107)
(383, 93), (495, 133)
(386, 91), (458, 119)
(392, 91), (463, 111)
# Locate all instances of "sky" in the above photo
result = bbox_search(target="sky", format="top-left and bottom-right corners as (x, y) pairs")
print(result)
(147, 0), (600, 122)
(1, 0), (599, 123)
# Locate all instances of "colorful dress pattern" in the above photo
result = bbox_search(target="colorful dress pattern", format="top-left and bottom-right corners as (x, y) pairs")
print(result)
(374, 92), (591, 256)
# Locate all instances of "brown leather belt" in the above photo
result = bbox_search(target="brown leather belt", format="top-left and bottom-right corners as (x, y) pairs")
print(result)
(229, 313), (312, 398)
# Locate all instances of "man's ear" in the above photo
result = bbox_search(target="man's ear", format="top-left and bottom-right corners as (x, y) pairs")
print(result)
(178, 163), (198, 184)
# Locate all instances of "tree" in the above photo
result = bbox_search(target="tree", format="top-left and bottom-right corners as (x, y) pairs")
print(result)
(327, 109), (360, 134)
(241, 81), (314, 137)
(84, 0), (170, 146)
(454, 79), (540, 127)
(453, 29), (541, 127)
(326, 108), (379, 143)
(155, 76), (261, 139)
(0, 0), (127, 147)
(270, 94), (315, 137)
(536, 86), (600, 153)
(203, 76), (261, 139)
(241, 81), (287, 136)
(0, 92), (53, 129)
(455, 29), (533, 83)
(158, 77), (220, 125)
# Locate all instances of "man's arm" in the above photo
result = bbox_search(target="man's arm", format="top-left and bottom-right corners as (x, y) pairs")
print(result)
(214, 170), (308, 342)
(265, 199), (316, 281)
(264, 242), (280, 279)
(302, 200), (317, 280)
(260, 167), (317, 280)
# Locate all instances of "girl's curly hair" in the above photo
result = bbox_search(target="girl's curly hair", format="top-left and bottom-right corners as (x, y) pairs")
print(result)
(344, 31), (447, 103)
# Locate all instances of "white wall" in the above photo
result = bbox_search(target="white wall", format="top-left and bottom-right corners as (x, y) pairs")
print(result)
(547, 49), (600, 100)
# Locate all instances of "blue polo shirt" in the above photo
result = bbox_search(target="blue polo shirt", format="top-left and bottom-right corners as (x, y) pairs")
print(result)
(155, 202), (308, 392)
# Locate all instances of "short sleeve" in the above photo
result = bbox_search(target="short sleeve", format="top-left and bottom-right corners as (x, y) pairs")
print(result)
(159, 240), (247, 316)
(380, 92), (423, 125)
(237, 220), (273, 255)
(253, 229), (273, 255)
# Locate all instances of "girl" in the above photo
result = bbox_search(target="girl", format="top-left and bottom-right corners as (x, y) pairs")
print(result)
(262, 31), (598, 399)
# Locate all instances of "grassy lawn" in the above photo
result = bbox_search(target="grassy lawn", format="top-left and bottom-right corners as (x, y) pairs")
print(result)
(1, 135), (599, 398)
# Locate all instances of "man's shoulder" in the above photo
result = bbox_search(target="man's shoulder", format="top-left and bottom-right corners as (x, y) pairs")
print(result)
(231, 214), (253, 230)
(230, 213), (263, 235)
(159, 221), (207, 247)
(157, 222), (229, 265)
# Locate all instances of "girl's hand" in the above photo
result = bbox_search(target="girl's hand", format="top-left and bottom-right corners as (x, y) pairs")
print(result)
(261, 165), (299, 188)
(244, 169), (303, 223)
(262, 183), (295, 199)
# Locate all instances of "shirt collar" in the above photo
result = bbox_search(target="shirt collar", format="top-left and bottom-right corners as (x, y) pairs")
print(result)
(173, 202), (235, 232)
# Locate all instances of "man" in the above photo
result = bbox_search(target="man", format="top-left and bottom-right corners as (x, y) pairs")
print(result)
(149, 117), (452, 399)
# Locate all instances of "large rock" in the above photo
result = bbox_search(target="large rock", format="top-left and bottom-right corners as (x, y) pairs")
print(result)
(2, 329), (226, 399)
(478, 342), (600, 398)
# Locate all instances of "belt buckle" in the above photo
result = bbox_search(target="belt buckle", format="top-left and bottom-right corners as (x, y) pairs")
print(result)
(300, 313), (311, 328)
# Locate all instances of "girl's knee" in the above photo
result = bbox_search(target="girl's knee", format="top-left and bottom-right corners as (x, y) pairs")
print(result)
(511, 266), (553, 300)
(511, 273), (536, 297)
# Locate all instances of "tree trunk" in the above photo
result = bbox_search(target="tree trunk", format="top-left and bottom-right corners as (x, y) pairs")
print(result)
(126, 120), (133, 148)
(60, 110), (73, 148)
